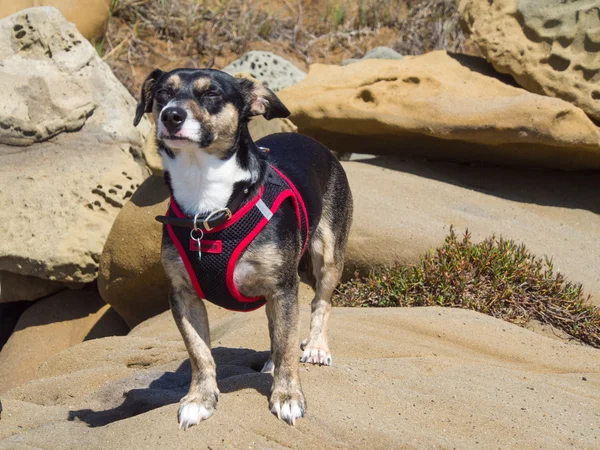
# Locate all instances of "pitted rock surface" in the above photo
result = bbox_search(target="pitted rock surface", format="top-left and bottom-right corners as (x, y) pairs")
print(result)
(460, 0), (600, 121)
(0, 7), (149, 146)
(0, 7), (152, 286)
(221, 51), (306, 92)
(278, 51), (600, 169)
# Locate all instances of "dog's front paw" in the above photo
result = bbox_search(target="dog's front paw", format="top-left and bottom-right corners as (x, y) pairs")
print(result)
(178, 390), (219, 431)
(270, 385), (306, 425)
(300, 339), (332, 366)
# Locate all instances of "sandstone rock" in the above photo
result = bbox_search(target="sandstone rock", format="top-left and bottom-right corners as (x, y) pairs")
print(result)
(0, 271), (64, 303)
(0, 0), (111, 42)
(0, 287), (129, 394)
(0, 8), (147, 147)
(1, 306), (600, 448)
(0, 8), (152, 284)
(460, 0), (600, 122)
(247, 115), (297, 141)
(141, 131), (163, 177)
(278, 51), (600, 169)
(341, 46), (404, 65)
(0, 138), (147, 284)
(222, 51), (306, 92)
(98, 176), (170, 328)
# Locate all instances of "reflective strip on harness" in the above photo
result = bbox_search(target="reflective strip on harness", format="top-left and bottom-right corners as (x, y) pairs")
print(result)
(255, 198), (273, 220)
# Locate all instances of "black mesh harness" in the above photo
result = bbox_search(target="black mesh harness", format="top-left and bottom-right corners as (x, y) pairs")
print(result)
(161, 165), (309, 312)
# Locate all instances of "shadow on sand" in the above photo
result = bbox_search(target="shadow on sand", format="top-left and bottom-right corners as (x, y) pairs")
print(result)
(68, 347), (271, 427)
(360, 156), (600, 215)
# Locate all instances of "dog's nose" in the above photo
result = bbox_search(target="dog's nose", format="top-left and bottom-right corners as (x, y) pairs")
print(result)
(161, 107), (187, 134)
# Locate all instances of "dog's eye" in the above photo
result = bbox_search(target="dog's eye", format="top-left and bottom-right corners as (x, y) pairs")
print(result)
(156, 90), (172, 104)
(205, 91), (221, 98)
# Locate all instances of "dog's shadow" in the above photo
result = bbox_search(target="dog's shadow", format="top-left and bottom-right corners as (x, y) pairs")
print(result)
(68, 347), (271, 427)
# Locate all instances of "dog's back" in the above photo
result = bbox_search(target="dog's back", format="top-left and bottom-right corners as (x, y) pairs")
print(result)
(258, 132), (353, 297)
(257, 132), (353, 243)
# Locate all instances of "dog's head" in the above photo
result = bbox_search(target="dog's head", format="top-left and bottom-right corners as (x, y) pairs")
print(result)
(133, 68), (290, 156)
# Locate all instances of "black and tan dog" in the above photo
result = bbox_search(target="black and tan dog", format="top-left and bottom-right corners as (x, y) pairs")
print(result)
(134, 68), (353, 429)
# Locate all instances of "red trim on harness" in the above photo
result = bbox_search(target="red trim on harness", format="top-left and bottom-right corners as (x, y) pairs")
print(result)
(226, 189), (295, 303)
(166, 221), (206, 299)
(190, 239), (222, 254)
(270, 165), (310, 255)
(168, 185), (265, 234)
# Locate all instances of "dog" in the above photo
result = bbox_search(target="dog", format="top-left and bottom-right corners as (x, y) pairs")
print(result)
(133, 68), (353, 429)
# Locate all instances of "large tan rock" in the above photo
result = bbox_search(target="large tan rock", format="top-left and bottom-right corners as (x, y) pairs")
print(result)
(98, 176), (170, 328)
(0, 271), (64, 303)
(1, 306), (599, 448)
(0, 0), (111, 42)
(0, 8), (141, 147)
(278, 51), (600, 169)
(0, 287), (128, 394)
(0, 8), (152, 285)
(0, 141), (147, 284)
(247, 115), (297, 141)
(460, 0), (600, 122)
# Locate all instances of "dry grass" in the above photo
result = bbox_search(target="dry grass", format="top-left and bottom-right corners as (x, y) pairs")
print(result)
(101, 0), (473, 96)
(333, 228), (600, 348)
(393, 0), (467, 55)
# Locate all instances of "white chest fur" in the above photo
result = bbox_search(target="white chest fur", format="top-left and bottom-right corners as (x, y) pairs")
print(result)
(162, 147), (251, 216)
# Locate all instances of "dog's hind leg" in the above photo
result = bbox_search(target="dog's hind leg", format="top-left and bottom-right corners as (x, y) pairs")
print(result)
(300, 216), (342, 366)
(268, 279), (306, 425)
(170, 287), (219, 430)
(302, 169), (352, 365)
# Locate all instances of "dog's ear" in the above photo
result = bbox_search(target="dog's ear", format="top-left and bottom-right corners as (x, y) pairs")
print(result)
(134, 69), (165, 126)
(238, 78), (290, 120)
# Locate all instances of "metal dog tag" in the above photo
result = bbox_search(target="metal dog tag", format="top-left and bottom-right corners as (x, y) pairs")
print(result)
(190, 228), (204, 261)
(191, 213), (205, 261)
